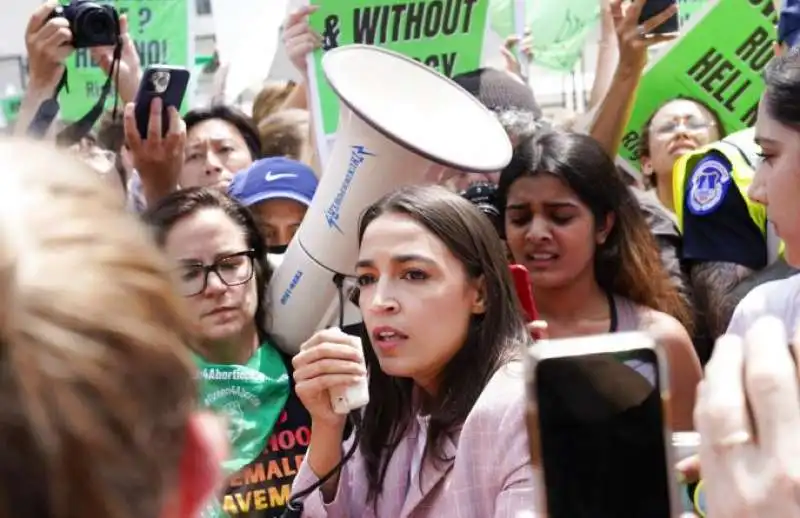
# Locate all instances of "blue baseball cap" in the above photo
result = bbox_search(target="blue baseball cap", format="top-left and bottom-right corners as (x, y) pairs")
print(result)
(228, 157), (318, 207)
(779, 0), (800, 48)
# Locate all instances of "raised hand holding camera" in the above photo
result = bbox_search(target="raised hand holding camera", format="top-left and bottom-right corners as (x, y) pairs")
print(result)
(23, 1), (123, 144)
(91, 14), (142, 105)
(25, 2), (75, 92)
(47, 0), (120, 48)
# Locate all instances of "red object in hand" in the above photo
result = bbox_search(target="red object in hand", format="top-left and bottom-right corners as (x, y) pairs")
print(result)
(509, 264), (538, 323)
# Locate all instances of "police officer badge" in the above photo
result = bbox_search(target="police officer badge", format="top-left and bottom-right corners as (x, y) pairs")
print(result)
(687, 156), (732, 215)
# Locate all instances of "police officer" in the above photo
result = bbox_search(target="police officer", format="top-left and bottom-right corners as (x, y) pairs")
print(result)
(671, 0), (800, 362)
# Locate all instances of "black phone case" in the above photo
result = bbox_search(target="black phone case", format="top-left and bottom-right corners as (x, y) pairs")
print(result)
(638, 0), (679, 34)
(134, 66), (190, 139)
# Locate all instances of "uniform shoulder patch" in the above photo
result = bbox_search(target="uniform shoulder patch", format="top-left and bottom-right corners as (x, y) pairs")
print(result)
(686, 154), (733, 216)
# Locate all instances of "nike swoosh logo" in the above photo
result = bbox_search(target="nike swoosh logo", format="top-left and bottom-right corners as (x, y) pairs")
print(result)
(265, 171), (297, 182)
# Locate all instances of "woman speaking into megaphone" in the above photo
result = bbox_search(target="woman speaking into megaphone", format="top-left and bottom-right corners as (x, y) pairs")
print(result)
(290, 185), (537, 517)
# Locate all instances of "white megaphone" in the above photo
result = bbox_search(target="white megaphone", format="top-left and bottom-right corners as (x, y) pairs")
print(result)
(266, 45), (512, 360)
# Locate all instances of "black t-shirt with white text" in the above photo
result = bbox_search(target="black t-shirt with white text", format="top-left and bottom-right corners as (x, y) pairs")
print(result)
(218, 354), (311, 517)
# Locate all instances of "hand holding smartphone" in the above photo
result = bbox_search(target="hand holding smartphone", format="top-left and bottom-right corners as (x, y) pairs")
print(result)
(526, 332), (679, 518)
(637, 0), (680, 37)
(134, 65), (190, 139)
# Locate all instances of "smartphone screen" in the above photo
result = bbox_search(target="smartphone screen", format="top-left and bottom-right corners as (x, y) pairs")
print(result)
(638, 0), (679, 35)
(535, 348), (671, 518)
(134, 66), (190, 139)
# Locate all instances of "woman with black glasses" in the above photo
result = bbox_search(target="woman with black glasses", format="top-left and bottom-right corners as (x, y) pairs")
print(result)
(144, 187), (311, 518)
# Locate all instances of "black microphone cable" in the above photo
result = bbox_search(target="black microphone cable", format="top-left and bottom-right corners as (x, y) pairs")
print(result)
(280, 272), (365, 517)
(280, 412), (362, 517)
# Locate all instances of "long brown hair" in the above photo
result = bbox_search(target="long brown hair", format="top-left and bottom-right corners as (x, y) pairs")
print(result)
(355, 185), (530, 504)
(0, 138), (198, 518)
(498, 131), (692, 332)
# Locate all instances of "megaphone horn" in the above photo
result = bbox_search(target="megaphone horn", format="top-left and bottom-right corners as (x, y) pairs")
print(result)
(267, 44), (513, 354)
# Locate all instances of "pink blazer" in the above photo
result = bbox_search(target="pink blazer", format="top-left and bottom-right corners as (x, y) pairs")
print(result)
(291, 361), (540, 517)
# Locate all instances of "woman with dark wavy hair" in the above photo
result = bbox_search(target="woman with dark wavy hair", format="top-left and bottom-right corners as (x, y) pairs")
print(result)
(497, 131), (701, 431)
(291, 185), (536, 517)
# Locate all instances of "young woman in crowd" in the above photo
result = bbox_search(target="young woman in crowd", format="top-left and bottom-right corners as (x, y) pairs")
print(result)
(145, 188), (311, 518)
(721, 50), (800, 338)
(693, 50), (800, 516)
(290, 185), (536, 516)
(497, 131), (702, 430)
(638, 98), (723, 212)
(0, 139), (227, 518)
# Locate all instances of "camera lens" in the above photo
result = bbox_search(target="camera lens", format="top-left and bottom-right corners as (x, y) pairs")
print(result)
(81, 10), (112, 39)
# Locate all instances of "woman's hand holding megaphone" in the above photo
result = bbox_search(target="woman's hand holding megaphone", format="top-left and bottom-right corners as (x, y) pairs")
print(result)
(292, 328), (367, 429)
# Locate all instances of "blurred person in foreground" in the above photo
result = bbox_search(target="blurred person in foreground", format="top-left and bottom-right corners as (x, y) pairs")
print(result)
(695, 316), (800, 517)
(0, 138), (227, 518)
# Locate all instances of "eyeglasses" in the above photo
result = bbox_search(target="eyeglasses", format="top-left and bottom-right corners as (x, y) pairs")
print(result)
(653, 117), (714, 136)
(176, 250), (255, 297)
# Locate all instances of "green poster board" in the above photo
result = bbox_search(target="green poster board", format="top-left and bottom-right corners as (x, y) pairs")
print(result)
(619, 0), (777, 170)
(308, 0), (491, 137)
(0, 95), (22, 126)
(59, 0), (192, 122)
(489, 0), (600, 72)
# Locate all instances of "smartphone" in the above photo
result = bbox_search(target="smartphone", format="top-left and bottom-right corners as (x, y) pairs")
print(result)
(134, 65), (190, 139)
(526, 332), (677, 518)
(638, 0), (680, 35)
(509, 264), (538, 322)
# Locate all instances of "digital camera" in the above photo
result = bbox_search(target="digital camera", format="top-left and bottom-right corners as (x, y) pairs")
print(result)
(460, 182), (503, 236)
(49, 1), (120, 48)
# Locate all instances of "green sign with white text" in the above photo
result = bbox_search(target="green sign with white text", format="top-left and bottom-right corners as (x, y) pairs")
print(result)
(59, 0), (191, 122)
(309, 0), (490, 136)
(618, 0), (776, 170)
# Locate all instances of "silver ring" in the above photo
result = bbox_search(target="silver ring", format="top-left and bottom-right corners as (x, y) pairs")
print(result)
(713, 430), (752, 449)
(637, 24), (647, 38)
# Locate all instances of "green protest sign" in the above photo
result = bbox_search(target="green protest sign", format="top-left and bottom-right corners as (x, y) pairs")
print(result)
(528, 0), (599, 72)
(488, 0), (599, 72)
(0, 95), (22, 126)
(618, 0), (776, 170)
(309, 0), (490, 137)
(489, 0), (516, 36)
(59, 0), (192, 122)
